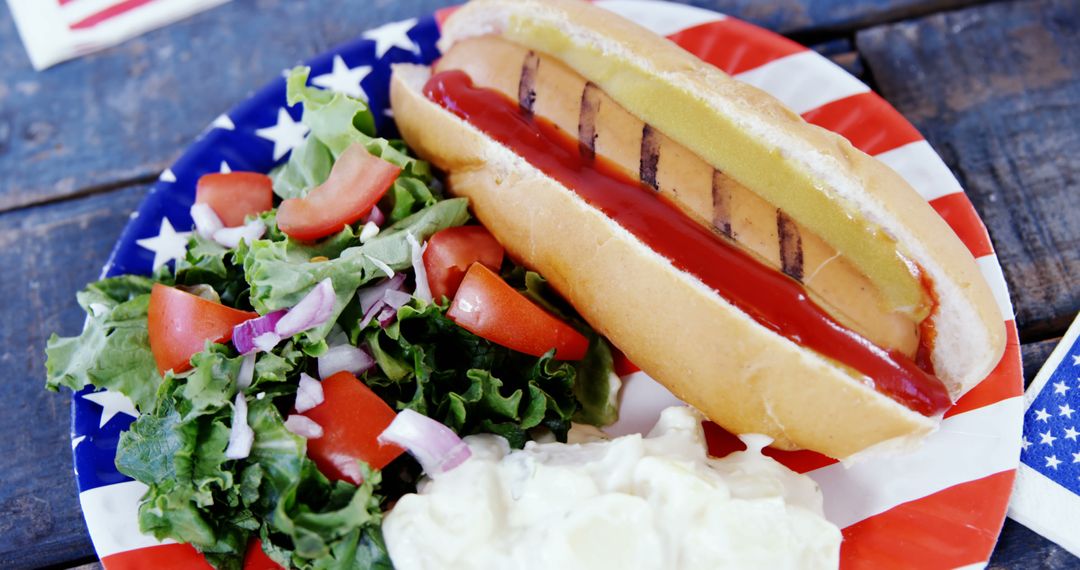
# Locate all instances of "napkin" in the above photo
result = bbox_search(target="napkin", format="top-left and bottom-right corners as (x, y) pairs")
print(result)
(6, 0), (231, 70)
(1008, 311), (1080, 558)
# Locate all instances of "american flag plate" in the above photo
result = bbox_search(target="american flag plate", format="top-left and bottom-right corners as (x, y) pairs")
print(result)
(70, 1), (1023, 568)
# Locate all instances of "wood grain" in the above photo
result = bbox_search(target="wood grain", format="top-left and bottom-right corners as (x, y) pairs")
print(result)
(0, 0), (449, 213)
(857, 0), (1080, 342)
(1021, 337), (1062, 388)
(0, 0), (960, 215)
(990, 518), (1079, 570)
(0, 185), (146, 568)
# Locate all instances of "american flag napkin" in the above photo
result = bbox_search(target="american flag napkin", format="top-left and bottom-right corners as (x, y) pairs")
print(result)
(1009, 311), (1080, 558)
(6, 0), (231, 70)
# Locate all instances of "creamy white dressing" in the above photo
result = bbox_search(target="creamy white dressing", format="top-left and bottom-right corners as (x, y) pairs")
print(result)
(383, 407), (841, 570)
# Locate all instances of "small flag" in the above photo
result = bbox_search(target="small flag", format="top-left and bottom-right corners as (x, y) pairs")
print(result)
(6, 0), (231, 70)
(1009, 311), (1080, 558)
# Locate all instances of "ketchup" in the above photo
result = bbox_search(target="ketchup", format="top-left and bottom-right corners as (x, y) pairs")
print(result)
(424, 70), (951, 416)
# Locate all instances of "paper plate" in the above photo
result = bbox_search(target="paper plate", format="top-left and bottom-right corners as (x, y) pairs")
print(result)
(69, 1), (1023, 567)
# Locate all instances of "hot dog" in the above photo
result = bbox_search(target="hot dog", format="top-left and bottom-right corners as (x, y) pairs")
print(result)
(388, 0), (1006, 459)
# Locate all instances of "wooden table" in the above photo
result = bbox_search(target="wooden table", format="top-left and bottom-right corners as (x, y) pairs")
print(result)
(1, 0), (1076, 568)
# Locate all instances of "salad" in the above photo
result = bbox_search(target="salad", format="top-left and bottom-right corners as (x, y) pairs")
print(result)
(45, 68), (618, 570)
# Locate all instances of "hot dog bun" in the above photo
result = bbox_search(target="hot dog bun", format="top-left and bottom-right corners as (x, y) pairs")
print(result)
(388, 0), (1006, 458)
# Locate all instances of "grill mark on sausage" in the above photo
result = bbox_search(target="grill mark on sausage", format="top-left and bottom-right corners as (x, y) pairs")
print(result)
(711, 169), (733, 238)
(518, 51), (540, 117)
(640, 124), (661, 190)
(777, 209), (804, 281)
(578, 82), (601, 160)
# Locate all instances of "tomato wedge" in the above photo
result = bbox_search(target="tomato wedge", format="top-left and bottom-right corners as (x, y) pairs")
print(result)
(423, 225), (505, 301)
(147, 284), (257, 375)
(302, 371), (405, 484)
(243, 539), (284, 570)
(277, 143), (400, 241)
(101, 543), (213, 570)
(195, 172), (274, 227)
(448, 263), (588, 360)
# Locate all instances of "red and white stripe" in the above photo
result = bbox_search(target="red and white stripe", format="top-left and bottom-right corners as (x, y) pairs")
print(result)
(594, 3), (1022, 567)
(80, 481), (212, 569)
(8, 0), (228, 69)
(59, 0), (156, 30)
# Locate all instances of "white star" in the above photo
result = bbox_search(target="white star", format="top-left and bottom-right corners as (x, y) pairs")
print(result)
(1040, 430), (1057, 446)
(255, 108), (309, 160)
(211, 113), (235, 130)
(136, 217), (190, 271)
(363, 18), (420, 58)
(1074, 451), (1080, 464)
(1054, 381), (1071, 395)
(1021, 436), (1032, 451)
(82, 390), (139, 429)
(219, 160), (232, 174)
(1072, 354), (1080, 366)
(71, 435), (86, 450)
(1034, 408), (1051, 422)
(1046, 455), (1062, 470)
(159, 168), (176, 183)
(1060, 403), (1075, 419)
(1065, 426), (1079, 441)
(312, 55), (371, 100)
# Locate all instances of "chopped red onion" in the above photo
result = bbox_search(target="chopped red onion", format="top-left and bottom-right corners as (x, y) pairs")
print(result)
(190, 202), (224, 239)
(284, 414), (324, 439)
(233, 310), (286, 354)
(359, 221), (380, 243)
(407, 233), (433, 304)
(378, 409), (471, 477)
(358, 303), (381, 331)
(357, 274), (410, 330)
(213, 219), (266, 248)
(225, 394), (254, 460)
(363, 205), (385, 227)
(382, 289), (412, 310)
(253, 332), (282, 353)
(237, 353), (256, 390)
(358, 274), (407, 314)
(317, 345), (375, 380)
(294, 373), (325, 413)
(376, 306), (398, 328)
(275, 278), (336, 337)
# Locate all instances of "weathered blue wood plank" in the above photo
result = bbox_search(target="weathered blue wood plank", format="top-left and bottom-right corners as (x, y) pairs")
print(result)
(857, 0), (1080, 342)
(696, 0), (987, 35)
(0, 0), (449, 212)
(0, 0), (974, 213)
(991, 518), (1079, 569)
(0, 185), (147, 569)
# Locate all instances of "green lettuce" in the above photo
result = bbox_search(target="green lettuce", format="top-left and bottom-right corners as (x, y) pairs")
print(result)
(364, 301), (578, 448)
(174, 235), (251, 310)
(503, 268), (620, 427)
(116, 343), (387, 570)
(241, 198), (470, 350)
(44, 275), (162, 411)
(270, 67), (431, 203)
